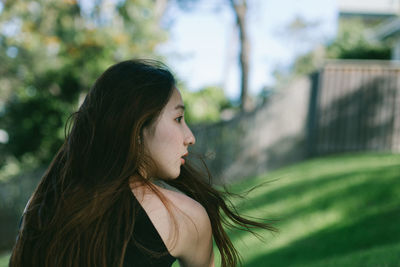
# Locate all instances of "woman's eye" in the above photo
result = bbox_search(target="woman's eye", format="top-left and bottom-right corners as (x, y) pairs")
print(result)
(175, 116), (183, 123)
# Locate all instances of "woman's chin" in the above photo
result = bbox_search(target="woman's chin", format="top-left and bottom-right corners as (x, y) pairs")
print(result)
(171, 170), (181, 179)
(158, 171), (180, 180)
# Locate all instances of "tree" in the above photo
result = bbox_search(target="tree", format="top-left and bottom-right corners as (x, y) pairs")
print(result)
(0, 0), (168, 167)
(181, 85), (232, 124)
(174, 0), (251, 111)
(273, 17), (391, 85)
(229, 0), (250, 111)
(326, 19), (390, 60)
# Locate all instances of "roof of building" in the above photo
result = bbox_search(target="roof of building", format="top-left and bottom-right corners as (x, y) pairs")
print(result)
(338, 0), (400, 16)
(374, 17), (400, 39)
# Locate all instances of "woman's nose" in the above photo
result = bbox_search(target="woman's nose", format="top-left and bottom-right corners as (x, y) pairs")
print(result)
(185, 127), (196, 146)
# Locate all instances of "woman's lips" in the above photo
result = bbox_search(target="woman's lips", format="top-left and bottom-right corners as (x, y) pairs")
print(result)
(181, 152), (188, 165)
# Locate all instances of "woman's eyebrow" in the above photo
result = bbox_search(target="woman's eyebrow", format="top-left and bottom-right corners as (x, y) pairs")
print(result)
(175, 104), (185, 111)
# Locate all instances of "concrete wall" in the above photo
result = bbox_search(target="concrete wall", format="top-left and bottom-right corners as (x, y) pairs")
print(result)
(191, 77), (312, 184)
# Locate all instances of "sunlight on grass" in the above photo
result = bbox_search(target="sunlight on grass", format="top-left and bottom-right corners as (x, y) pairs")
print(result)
(223, 153), (400, 267)
(240, 171), (370, 217)
(0, 251), (10, 267)
(228, 209), (343, 262)
(268, 210), (343, 250)
(296, 242), (400, 267)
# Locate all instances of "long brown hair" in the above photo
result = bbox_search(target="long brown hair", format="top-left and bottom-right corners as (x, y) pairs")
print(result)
(9, 59), (276, 267)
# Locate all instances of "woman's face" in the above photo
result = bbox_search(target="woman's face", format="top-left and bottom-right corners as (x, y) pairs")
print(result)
(143, 88), (195, 179)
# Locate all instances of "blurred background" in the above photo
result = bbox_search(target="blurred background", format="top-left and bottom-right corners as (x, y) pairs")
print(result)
(1, 0), (400, 266)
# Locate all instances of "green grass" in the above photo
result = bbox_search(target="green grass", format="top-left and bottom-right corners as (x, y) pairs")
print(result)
(219, 152), (400, 267)
(3, 153), (400, 267)
(0, 251), (10, 267)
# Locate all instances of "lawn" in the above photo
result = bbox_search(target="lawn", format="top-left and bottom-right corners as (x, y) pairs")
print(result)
(2, 153), (400, 267)
(0, 252), (9, 267)
(217, 152), (400, 266)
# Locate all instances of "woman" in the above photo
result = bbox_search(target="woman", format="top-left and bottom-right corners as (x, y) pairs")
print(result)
(10, 59), (275, 267)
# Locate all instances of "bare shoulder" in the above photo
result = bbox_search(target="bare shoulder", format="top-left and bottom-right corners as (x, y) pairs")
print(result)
(161, 185), (208, 219)
(131, 182), (214, 267)
(131, 181), (207, 221)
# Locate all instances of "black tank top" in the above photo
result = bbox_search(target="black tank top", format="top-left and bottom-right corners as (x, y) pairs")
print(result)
(17, 198), (176, 266)
(123, 198), (177, 267)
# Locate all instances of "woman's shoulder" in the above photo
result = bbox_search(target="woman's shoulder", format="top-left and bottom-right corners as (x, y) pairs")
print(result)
(131, 180), (214, 266)
(131, 180), (206, 218)
(158, 183), (207, 217)
(131, 180), (210, 241)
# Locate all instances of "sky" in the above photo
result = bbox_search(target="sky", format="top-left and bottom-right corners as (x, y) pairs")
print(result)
(0, 0), (338, 101)
(158, 0), (338, 100)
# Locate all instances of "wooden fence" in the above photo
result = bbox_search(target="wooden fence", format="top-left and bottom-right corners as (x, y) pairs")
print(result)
(308, 60), (400, 155)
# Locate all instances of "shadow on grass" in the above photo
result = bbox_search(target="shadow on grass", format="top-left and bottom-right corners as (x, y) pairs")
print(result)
(226, 160), (400, 266)
(236, 165), (399, 214)
(245, 206), (400, 266)
(227, 164), (400, 243)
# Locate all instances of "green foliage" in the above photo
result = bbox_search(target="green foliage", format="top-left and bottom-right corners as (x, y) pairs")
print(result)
(224, 153), (400, 266)
(0, 0), (167, 166)
(0, 0), (170, 250)
(326, 19), (391, 60)
(280, 18), (392, 84)
(290, 45), (325, 77)
(181, 86), (233, 124)
(0, 164), (44, 250)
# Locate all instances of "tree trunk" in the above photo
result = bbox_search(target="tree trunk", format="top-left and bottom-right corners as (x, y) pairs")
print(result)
(230, 0), (251, 111)
(154, 0), (168, 21)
